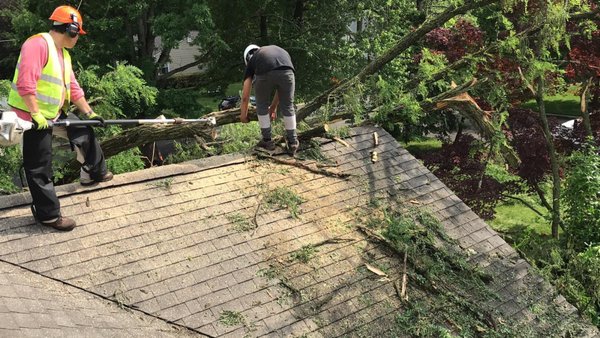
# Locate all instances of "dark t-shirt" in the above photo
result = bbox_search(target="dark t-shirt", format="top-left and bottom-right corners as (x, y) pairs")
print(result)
(244, 45), (295, 79)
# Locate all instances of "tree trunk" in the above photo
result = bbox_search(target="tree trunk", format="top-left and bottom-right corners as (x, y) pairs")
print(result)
(155, 47), (172, 80)
(259, 11), (268, 44)
(296, 0), (500, 122)
(293, 0), (305, 30)
(145, 6), (156, 58)
(535, 76), (561, 239)
(581, 77), (593, 138)
(137, 12), (148, 61)
(125, 21), (137, 63)
(531, 0), (561, 239)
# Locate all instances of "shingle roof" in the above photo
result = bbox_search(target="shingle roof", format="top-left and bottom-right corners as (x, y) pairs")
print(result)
(0, 126), (597, 337)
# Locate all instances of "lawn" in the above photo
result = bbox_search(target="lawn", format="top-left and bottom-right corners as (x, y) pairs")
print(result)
(521, 92), (580, 118)
(197, 82), (243, 111)
(490, 198), (551, 236)
(401, 138), (551, 237)
(401, 138), (442, 158)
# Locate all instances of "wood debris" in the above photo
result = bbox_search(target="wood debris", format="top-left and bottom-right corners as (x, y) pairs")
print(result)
(255, 152), (352, 179)
(400, 250), (409, 301)
(370, 151), (378, 163)
(365, 263), (387, 277)
(333, 137), (350, 147)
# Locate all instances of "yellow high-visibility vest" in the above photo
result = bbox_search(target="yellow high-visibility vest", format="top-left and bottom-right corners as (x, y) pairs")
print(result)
(8, 33), (72, 120)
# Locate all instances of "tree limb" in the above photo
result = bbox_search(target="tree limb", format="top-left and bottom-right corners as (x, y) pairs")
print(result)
(581, 77), (593, 138)
(157, 47), (214, 81)
(404, 26), (539, 91)
(296, 0), (500, 122)
(500, 194), (545, 217)
(532, 182), (553, 213)
(254, 152), (352, 179)
(61, 121), (216, 180)
(568, 8), (600, 21)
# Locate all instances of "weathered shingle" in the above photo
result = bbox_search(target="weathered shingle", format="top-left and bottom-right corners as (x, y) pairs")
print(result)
(0, 126), (597, 337)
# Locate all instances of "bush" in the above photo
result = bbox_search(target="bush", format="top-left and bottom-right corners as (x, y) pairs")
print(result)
(563, 143), (600, 250)
(76, 63), (158, 119)
(164, 140), (211, 164)
(0, 79), (10, 107)
(156, 88), (212, 118)
(0, 145), (22, 194)
(106, 148), (145, 175)
(569, 245), (600, 326)
(520, 234), (600, 327)
(0, 81), (22, 194)
(419, 135), (520, 219)
(220, 123), (261, 154)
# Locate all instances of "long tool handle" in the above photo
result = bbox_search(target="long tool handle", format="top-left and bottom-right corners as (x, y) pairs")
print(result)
(49, 117), (216, 127)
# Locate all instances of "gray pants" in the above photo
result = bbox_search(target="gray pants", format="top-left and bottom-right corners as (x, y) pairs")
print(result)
(254, 69), (297, 143)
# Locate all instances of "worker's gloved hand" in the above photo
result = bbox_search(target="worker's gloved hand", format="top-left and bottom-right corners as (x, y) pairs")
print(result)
(88, 111), (105, 127)
(31, 113), (49, 130)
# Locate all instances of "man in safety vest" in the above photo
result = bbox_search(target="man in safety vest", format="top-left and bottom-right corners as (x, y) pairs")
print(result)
(7, 5), (113, 231)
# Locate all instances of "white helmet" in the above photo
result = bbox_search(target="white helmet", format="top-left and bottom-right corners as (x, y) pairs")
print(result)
(243, 44), (260, 65)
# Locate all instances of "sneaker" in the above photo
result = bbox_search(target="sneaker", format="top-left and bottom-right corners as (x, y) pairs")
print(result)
(256, 139), (276, 151)
(81, 171), (114, 186)
(288, 140), (300, 157)
(41, 216), (76, 231)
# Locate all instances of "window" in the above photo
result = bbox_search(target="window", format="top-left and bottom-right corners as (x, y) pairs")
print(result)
(160, 62), (171, 74)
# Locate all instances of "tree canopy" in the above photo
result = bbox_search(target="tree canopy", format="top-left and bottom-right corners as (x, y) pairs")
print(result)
(1, 0), (600, 328)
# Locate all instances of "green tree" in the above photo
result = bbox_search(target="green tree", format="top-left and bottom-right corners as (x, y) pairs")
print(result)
(563, 143), (600, 250)
(0, 145), (22, 195)
(0, 0), (221, 83)
(0, 79), (21, 194)
(76, 63), (158, 119)
(510, 0), (589, 238)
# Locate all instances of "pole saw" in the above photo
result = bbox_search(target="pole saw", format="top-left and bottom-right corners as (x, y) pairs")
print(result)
(0, 110), (216, 147)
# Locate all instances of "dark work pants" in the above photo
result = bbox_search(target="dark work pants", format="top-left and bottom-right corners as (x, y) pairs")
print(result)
(23, 113), (107, 222)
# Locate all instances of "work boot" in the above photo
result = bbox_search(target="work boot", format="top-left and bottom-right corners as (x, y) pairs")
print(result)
(287, 140), (300, 157)
(97, 171), (114, 183)
(256, 139), (276, 151)
(41, 216), (76, 231)
(81, 171), (114, 186)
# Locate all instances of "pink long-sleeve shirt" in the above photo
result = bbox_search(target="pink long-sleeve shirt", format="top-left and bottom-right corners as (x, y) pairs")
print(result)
(12, 34), (85, 121)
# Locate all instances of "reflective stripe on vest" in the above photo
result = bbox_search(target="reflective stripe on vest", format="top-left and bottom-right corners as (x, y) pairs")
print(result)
(7, 33), (72, 120)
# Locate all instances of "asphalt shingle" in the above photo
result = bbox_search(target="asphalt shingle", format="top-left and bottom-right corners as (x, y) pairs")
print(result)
(0, 126), (597, 337)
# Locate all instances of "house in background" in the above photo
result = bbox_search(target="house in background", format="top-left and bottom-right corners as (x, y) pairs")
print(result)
(155, 31), (204, 79)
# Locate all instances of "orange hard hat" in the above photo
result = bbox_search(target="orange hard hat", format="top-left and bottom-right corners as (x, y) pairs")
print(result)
(49, 5), (86, 35)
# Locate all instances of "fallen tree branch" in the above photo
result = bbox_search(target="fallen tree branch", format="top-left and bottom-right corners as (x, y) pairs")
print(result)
(311, 238), (356, 248)
(251, 195), (264, 236)
(404, 26), (539, 91)
(568, 8), (600, 21)
(296, 0), (500, 122)
(380, 78), (521, 168)
(254, 152), (352, 179)
(61, 121), (216, 181)
(401, 250), (409, 301)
